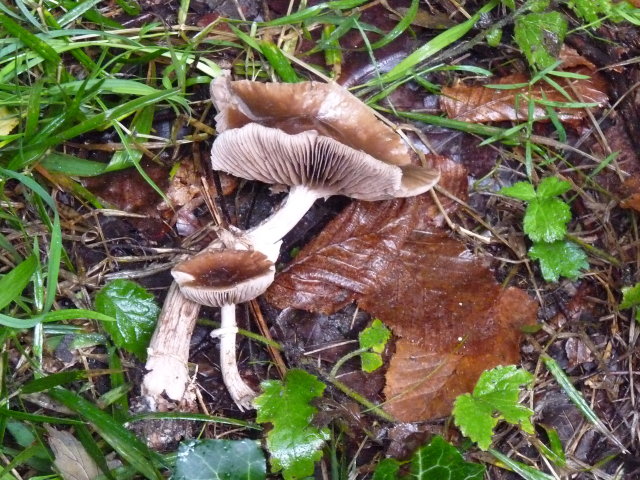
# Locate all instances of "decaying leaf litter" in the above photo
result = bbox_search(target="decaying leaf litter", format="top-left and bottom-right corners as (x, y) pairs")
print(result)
(1, 0), (639, 478)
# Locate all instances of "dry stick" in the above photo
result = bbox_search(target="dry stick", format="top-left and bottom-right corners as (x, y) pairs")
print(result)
(249, 299), (287, 379)
(143, 282), (201, 403)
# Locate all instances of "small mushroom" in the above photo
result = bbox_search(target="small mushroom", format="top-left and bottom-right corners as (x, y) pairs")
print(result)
(172, 240), (275, 410)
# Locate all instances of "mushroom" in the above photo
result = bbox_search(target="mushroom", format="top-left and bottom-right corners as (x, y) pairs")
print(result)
(143, 76), (440, 410)
(212, 123), (440, 251)
(171, 232), (275, 410)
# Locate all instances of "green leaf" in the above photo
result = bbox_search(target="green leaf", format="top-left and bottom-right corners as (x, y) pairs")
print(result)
(48, 387), (163, 479)
(536, 177), (571, 199)
(407, 436), (484, 480)
(360, 352), (383, 373)
(500, 182), (536, 202)
(528, 240), (588, 282)
(453, 366), (534, 450)
(523, 197), (571, 243)
(174, 439), (266, 480)
(94, 280), (160, 360)
(490, 449), (555, 480)
(514, 12), (567, 70)
(359, 318), (391, 353)
(0, 14), (61, 63)
(255, 369), (330, 480)
(620, 282), (640, 310)
(0, 254), (36, 310)
(568, 0), (612, 24)
(372, 458), (401, 480)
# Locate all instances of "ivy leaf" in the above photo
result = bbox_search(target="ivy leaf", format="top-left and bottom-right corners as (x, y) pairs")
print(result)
(371, 437), (484, 480)
(453, 366), (534, 450)
(174, 439), (266, 480)
(94, 279), (160, 360)
(528, 240), (588, 282)
(500, 182), (536, 202)
(359, 318), (391, 353)
(372, 458), (401, 480)
(407, 436), (485, 480)
(255, 369), (330, 480)
(514, 12), (567, 70)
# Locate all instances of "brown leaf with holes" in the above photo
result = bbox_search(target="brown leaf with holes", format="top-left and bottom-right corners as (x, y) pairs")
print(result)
(441, 47), (608, 123)
(358, 229), (537, 421)
(265, 155), (466, 313)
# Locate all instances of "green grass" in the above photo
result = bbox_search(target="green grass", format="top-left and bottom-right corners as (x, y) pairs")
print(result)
(1, 0), (637, 478)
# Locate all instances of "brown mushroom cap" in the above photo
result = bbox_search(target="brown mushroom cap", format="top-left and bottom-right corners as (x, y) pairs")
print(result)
(211, 76), (413, 167)
(171, 249), (275, 307)
(211, 123), (439, 201)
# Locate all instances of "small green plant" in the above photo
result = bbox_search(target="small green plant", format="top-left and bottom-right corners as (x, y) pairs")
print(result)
(619, 282), (640, 324)
(330, 318), (392, 377)
(501, 177), (588, 282)
(174, 439), (266, 480)
(254, 369), (330, 480)
(373, 436), (485, 480)
(453, 365), (535, 450)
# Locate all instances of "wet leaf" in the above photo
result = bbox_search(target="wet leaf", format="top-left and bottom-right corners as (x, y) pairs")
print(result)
(440, 48), (608, 123)
(46, 426), (101, 480)
(528, 240), (588, 282)
(255, 369), (330, 480)
(453, 366), (534, 450)
(406, 436), (484, 480)
(373, 458), (401, 480)
(514, 12), (567, 70)
(359, 319), (391, 353)
(266, 156), (466, 313)
(502, 178), (573, 243)
(174, 439), (266, 480)
(94, 279), (160, 360)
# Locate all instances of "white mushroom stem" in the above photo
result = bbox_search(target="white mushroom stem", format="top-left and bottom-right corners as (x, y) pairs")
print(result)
(211, 304), (257, 410)
(247, 185), (319, 249)
(142, 283), (201, 404)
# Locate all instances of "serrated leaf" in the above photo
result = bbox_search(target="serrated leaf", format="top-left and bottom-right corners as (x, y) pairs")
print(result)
(94, 280), (160, 360)
(514, 12), (567, 70)
(174, 439), (266, 480)
(359, 318), (391, 353)
(536, 177), (571, 199)
(528, 240), (588, 282)
(453, 366), (534, 450)
(523, 198), (571, 243)
(408, 436), (485, 480)
(500, 182), (536, 202)
(46, 426), (101, 480)
(568, 0), (612, 24)
(255, 369), (330, 480)
(360, 352), (383, 373)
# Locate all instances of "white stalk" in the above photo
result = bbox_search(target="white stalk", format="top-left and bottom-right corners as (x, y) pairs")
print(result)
(246, 185), (319, 249)
(143, 283), (200, 405)
(213, 303), (256, 411)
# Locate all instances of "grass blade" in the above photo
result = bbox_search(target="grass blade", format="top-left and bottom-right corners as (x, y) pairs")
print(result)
(490, 449), (555, 480)
(368, 0), (418, 49)
(541, 354), (627, 452)
(0, 14), (60, 63)
(0, 255), (36, 311)
(374, 0), (498, 84)
(48, 387), (165, 480)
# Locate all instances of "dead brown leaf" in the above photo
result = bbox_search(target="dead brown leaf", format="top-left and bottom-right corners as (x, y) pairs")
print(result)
(358, 231), (537, 421)
(47, 426), (100, 480)
(266, 155), (466, 313)
(440, 48), (608, 123)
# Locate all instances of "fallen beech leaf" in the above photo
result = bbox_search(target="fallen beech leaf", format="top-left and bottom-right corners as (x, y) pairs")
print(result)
(47, 426), (100, 480)
(441, 48), (607, 124)
(357, 231), (537, 421)
(267, 156), (465, 312)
